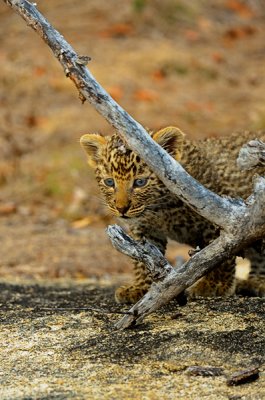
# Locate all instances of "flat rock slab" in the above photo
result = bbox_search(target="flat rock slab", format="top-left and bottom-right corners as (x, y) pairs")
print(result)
(0, 280), (264, 399)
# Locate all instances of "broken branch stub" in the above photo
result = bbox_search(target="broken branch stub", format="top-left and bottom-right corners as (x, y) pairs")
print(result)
(107, 225), (174, 281)
(237, 139), (265, 170)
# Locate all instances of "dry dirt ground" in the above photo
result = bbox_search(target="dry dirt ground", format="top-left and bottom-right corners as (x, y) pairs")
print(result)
(0, 0), (265, 399)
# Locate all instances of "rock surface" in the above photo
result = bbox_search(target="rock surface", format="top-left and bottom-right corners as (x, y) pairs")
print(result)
(0, 280), (264, 399)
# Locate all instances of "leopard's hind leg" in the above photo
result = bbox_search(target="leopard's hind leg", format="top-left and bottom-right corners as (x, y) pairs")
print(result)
(187, 257), (236, 298)
(236, 246), (265, 297)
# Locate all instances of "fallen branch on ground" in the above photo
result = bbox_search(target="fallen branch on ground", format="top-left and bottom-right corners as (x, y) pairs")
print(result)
(4, 0), (265, 329)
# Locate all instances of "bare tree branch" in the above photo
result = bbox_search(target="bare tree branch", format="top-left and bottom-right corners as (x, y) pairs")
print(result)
(3, 0), (246, 231)
(107, 225), (174, 281)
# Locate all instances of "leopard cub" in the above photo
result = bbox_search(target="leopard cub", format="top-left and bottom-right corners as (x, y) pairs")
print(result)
(80, 127), (265, 304)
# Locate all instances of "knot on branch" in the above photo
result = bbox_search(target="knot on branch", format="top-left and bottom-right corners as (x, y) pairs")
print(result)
(237, 139), (265, 170)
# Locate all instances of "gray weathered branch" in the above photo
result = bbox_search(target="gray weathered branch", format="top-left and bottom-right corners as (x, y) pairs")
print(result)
(3, 0), (246, 231)
(106, 225), (174, 281)
(237, 139), (265, 170)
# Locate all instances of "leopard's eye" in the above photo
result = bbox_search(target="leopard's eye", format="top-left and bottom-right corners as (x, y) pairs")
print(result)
(133, 178), (148, 188)
(104, 178), (115, 187)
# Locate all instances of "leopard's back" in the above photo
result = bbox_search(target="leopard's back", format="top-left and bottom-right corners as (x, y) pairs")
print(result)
(200, 131), (265, 198)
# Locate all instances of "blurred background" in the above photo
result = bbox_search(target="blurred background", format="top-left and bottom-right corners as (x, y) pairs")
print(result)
(0, 0), (264, 282)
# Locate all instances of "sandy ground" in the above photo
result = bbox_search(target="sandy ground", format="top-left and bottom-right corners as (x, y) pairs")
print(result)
(0, 0), (264, 398)
(0, 280), (264, 400)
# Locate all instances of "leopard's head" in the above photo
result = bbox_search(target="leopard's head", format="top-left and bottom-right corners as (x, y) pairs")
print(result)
(80, 127), (185, 219)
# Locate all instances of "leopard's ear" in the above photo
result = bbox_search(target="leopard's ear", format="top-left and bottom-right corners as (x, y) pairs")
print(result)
(152, 126), (185, 161)
(80, 133), (107, 168)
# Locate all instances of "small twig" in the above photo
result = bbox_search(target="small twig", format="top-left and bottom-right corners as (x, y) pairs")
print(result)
(37, 306), (132, 315)
(226, 367), (260, 386)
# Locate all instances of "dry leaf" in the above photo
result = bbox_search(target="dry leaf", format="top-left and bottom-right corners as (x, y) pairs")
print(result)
(223, 25), (257, 46)
(33, 66), (46, 76)
(71, 217), (93, 229)
(0, 202), (16, 215)
(184, 30), (201, 42)
(99, 23), (134, 38)
(211, 52), (225, 64)
(152, 69), (167, 81)
(106, 85), (124, 101)
(134, 89), (158, 102)
(225, 0), (255, 18)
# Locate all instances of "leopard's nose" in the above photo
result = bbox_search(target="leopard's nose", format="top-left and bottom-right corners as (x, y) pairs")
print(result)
(116, 204), (130, 215)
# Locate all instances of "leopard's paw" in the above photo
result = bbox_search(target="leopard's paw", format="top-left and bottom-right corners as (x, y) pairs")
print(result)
(115, 284), (149, 304)
(236, 277), (265, 297)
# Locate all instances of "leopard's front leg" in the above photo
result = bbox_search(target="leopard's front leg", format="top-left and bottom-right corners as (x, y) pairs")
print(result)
(115, 227), (167, 304)
(115, 260), (153, 304)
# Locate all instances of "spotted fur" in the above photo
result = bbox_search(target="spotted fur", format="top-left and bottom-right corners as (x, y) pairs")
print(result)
(80, 127), (265, 303)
